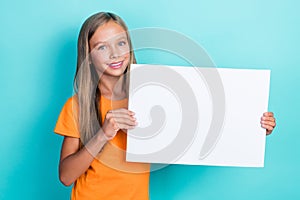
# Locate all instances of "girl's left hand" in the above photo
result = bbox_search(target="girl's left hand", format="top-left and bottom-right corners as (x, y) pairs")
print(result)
(260, 112), (276, 135)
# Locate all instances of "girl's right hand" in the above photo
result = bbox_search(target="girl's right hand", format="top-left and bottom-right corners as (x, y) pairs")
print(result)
(102, 108), (137, 140)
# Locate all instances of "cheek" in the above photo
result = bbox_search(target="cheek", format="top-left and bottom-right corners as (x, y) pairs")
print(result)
(91, 51), (109, 66)
(124, 51), (130, 60)
(122, 47), (130, 59)
(123, 52), (130, 66)
(120, 45), (130, 57)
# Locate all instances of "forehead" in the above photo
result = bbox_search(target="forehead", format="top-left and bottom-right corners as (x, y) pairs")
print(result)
(90, 20), (127, 45)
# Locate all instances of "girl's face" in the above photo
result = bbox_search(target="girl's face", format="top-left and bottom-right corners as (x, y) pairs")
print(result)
(89, 20), (130, 77)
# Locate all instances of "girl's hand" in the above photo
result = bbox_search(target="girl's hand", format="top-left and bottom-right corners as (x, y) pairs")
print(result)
(102, 108), (137, 140)
(260, 112), (276, 135)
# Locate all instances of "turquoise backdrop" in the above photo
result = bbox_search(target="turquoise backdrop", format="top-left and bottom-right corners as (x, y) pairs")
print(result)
(1, 0), (299, 199)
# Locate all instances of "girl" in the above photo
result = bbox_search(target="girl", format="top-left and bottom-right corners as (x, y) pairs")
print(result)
(54, 12), (276, 200)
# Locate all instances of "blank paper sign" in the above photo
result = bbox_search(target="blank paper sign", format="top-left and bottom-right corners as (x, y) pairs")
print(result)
(126, 64), (270, 167)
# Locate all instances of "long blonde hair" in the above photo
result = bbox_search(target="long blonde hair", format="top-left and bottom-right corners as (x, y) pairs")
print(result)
(74, 12), (136, 144)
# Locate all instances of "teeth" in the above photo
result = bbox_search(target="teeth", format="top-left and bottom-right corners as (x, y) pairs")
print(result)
(110, 61), (122, 66)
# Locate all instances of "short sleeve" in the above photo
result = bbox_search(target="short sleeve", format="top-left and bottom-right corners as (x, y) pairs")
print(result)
(54, 96), (80, 138)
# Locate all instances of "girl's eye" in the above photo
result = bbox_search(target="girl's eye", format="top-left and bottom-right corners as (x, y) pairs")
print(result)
(98, 45), (106, 50)
(118, 41), (127, 46)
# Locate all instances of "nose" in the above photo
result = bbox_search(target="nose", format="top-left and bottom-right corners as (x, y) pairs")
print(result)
(109, 45), (120, 59)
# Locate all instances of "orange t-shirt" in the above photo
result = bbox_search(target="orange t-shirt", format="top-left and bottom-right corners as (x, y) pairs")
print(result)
(54, 96), (150, 200)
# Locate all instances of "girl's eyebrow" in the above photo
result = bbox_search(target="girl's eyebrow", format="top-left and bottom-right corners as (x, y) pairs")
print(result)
(92, 41), (105, 49)
(92, 36), (127, 49)
(116, 36), (127, 40)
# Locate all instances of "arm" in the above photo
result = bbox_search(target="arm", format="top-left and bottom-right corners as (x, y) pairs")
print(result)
(59, 131), (107, 186)
(58, 108), (137, 186)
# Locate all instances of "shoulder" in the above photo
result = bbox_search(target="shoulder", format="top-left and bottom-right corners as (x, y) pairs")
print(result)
(66, 94), (78, 106)
(54, 94), (80, 138)
(60, 94), (79, 113)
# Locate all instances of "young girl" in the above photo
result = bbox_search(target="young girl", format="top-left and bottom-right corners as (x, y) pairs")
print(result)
(54, 12), (276, 200)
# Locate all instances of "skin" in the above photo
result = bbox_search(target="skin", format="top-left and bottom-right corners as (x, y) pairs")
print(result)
(58, 20), (276, 186)
(261, 112), (276, 135)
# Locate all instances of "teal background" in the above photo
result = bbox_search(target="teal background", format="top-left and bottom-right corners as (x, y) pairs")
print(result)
(0, 0), (299, 199)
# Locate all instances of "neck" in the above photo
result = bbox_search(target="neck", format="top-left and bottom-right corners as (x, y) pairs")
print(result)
(98, 74), (126, 100)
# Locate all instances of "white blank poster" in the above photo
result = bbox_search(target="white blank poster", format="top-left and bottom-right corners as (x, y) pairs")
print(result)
(126, 64), (270, 167)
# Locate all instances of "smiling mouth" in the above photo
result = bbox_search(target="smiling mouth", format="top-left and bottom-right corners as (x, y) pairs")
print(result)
(108, 61), (123, 69)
